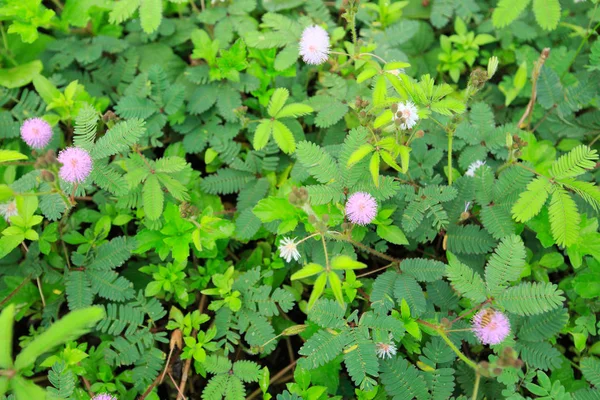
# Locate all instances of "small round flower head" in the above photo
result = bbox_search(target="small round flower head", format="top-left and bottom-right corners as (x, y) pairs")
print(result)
(375, 341), (397, 359)
(299, 25), (330, 65)
(393, 101), (419, 130)
(20, 118), (53, 149)
(345, 192), (378, 225)
(57, 147), (93, 183)
(472, 308), (511, 345)
(465, 160), (486, 177)
(92, 394), (118, 400)
(0, 201), (18, 223)
(279, 237), (301, 263)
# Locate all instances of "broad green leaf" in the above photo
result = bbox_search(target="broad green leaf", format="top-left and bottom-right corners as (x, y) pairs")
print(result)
(384, 62), (410, 70)
(268, 88), (289, 117)
(0, 304), (14, 368)
(271, 120), (296, 154)
(0, 150), (28, 163)
(398, 145), (410, 173)
(32, 74), (61, 105)
(370, 152), (380, 187)
(0, 60), (43, 89)
(347, 144), (374, 167)
(14, 306), (104, 370)
(142, 175), (164, 221)
(291, 263), (324, 280)
(380, 150), (402, 172)
(374, 110), (393, 128)
(0, 185), (12, 202)
(373, 75), (387, 106)
(356, 68), (378, 83)
(331, 255), (367, 270)
(328, 272), (344, 306)
(253, 120), (272, 150)
(0, 235), (24, 259)
(377, 224), (408, 245)
(308, 273), (327, 309)
(10, 376), (46, 399)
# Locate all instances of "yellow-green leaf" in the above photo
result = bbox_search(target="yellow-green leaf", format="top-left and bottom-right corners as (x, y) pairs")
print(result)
(253, 120), (272, 150)
(0, 150), (28, 163)
(398, 145), (411, 173)
(331, 255), (367, 270)
(271, 120), (296, 154)
(373, 75), (387, 107)
(0, 304), (14, 368)
(308, 273), (328, 309)
(356, 67), (378, 83)
(380, 150), (402, 172)
(370, 152), (380, 187)
(291, 263), (324, 280)
(512, 177), (552, 222)
(347, 144), (374, 167)
(328, 272), (345, 306)
(268, 88), (289, 117)
(374, 110), (394, 128)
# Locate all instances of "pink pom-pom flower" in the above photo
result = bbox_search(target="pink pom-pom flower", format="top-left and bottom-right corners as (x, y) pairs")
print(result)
(57, 147), (93, 183)
(20, 118), (53, 149)
(472, 308), (511, 345)
(345, 192), (378, 225)
(92, 394), (118, 400)
(299, 25), (330, 65)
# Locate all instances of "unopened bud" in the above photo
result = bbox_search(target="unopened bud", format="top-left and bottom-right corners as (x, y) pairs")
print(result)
(41, 170), (55, 182)
(415, 130), (424, 138)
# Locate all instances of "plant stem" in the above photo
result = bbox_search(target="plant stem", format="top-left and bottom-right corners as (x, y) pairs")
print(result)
(472, 372), (481, 400)
(0, 275), (32, 308)
(562, 3), (600, 79)
(326, 232), (401, 264)
(436, 328), (477, 369)
(447, 130), (454, 186)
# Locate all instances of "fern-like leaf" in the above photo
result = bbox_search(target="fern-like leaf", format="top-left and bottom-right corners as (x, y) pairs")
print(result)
(445, 253), (487, 303)
(73, 104), (99, 151)
(550, 146), (598, 179)
(548, 188), (580, 247)
(401, 258), (447, 282)
(496, 282), (564, 316)
(516, 340), (562, 370)
(380, 357), (429, 400)
(295, 141), (342, 184)
(512, 177), (552, 222)
(91, 119), (146, 160)
(298, 329), (349, 369)
(485, 235), (526, 297)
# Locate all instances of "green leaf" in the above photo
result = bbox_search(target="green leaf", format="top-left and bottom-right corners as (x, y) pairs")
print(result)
(512, 177), (552, 223)
(550, 146), (598, 179)
(308, 273), (328, 310)
(370, 152), (380, 187)
(0, 150), (28, 163)
(532, 0), (561, 31)
(10, 376), (46, 399)
(381, 357), (429, 400)
(295, 141), (341, 184)
(0, 60), (43, 89)
(373, 75), (387, 106)
(581, 357), (600, 387)
(401, 258), (446, 282)
(485, 235), (527, 296)
(331, 255), (366, 270)
(276, 103), (313, 119)
(291, 263), (324, 280)
(445, 252), (487, 303)
(142, 175), (164, 221)
(274, 45), (299, 71)
(492, 0), (532, 28)
(0, 304), (14, 368)
(271, 120), (296, 154)
(140, 0), (162, 33)
(496, 282), (564, 316)
(32, 74), (61, 105)
(328, 271), (344, 306)
(394, 275), (426, 317)
(347, 144), (374, 167)
(253, 120), (272, 151)
(14, 307), (105, 371)
(268, 88), (289, 117)
(548, 188), (580, 247)
(377, 224), (408, 245)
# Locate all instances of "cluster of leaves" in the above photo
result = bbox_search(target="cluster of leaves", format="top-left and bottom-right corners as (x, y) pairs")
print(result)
(1, 0), (600, 400)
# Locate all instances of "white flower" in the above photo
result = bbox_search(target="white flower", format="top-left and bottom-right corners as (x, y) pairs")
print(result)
(0, 201), (17, 223)
(393, 101), (419, 130)
(465, 160), (486, 177)
(464, 201), (472, 213)
(278, 237), (301, 263)
(375, 342), (397, 359)
(299, 25), (330, 65)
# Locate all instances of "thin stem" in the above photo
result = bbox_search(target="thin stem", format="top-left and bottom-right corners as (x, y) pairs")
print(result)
(447, 130), (454, 186)
(356, 262), (395, 278)
(358, 52), (388, 64)
(0, 275), (32, 308)
(297, 232), (320, 245)
(589, 132), (600, 147)
(472, 372), (481, 400)
(518, 48), (550, 129)
(450, 299), (491, 324)
(177, 294), (208, 399)
(0, 22), (17, 66)
(326, 232), (401, 264)
(321, 235), (330, 269)
(562, 3), (600, 79)
(36, 277), (46, 308)
(436, 328), (477, 369)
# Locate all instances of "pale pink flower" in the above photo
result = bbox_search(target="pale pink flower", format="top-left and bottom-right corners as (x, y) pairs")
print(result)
(20, 118), (53, 149)
(279, 237), (301, 263)
(345, 192), (378, 225)
(376, 341), (397, 359)
(92, 394), (118, 400)
(0, 201), (18, 223)
(57, 147), (93, 183)
(472, 309), (511, 345)
(299, 25), (330, 65)
(393, 101), (419, 130)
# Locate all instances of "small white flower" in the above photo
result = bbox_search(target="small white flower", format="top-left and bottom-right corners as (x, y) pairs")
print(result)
(465, 160), (486, 177)
(0, 201), (17, 223)
(464, 201), (471, 213)
(375, 341), (397, 359)
(278, 237), (301, 263)
(393, 101), (419, 130)
(299, 25), (330, 65)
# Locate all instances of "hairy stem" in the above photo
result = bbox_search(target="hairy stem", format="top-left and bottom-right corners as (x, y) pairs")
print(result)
(472, 372), (481, 400)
